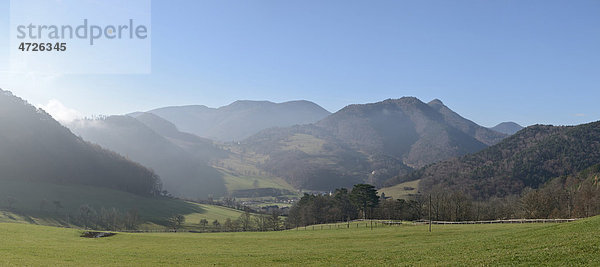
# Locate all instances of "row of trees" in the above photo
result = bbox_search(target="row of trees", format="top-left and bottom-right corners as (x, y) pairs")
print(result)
(219, 210), (281, 232)
(170, 208), (283, 232)
(73, 205), (140, 230)
(519, 173), (600, 219)
(427, 165), (600, 221)
(286, 184), (387, 227)
(286, 174), (600, 226)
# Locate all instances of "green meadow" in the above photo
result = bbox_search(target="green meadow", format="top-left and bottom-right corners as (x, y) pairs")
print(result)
(0, 179), (245, 229)
(378, 179), (420, 199)
(1, 216), (599, 266)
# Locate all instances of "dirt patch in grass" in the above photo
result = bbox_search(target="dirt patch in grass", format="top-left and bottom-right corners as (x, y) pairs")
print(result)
(80, 231), (117, 238)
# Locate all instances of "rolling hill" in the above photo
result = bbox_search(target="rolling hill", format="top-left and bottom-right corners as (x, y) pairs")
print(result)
(388, 121), (600, 199)
(68, 115), (227, 199)
(0, 89), (160, 196)
(0, 178), (247, 230)
(70, 113), (295, 199)
(131, 112), (227, 162)
(146, 100), (331, 141)
(244, 97), (508, 190)
(0, 89), (237, 229)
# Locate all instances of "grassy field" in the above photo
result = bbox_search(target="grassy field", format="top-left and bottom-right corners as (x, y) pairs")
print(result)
(0, 179), (245, 229)
(183, 204), (246, 228)
(281, 133), (327, 155)
(379, 179), (420, 199)
(218, 168), (296, 193)
(214, 145), (297, 194)
(1, 216), (599, 265)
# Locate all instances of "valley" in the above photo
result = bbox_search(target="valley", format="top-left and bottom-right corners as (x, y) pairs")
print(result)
(2, 1), (597, 265)
(3, 87), (599, 231)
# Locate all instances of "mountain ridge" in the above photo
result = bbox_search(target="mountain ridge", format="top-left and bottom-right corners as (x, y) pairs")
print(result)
(386, 121), (600, 199)
(145, 100), (331, 141)
(426, 99), (508, 145)
(491, 122), (524, 135)
(243, 97), (506, 190)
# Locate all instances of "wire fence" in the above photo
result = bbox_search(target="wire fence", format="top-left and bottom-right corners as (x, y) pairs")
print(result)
(290, 218), (579, 231)
(424, 218), (578, 225)
(115, 218), (578, 233)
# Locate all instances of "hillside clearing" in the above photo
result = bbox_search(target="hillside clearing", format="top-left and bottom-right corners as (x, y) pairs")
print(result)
(378, 179), (420, 199)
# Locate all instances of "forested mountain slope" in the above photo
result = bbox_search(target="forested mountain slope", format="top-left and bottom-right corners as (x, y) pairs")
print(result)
(244, 97), (506, 190)
(0, 89), (161, 196)
(388, 121), (600, 199)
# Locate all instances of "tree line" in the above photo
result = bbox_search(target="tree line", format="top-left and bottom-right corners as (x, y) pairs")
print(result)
(286, 184), (424, 227)
(425, 164), (600, 221)
(73, 205), (141, 231)
(170, 208), (283, 233)
(285, 170), (600, 227)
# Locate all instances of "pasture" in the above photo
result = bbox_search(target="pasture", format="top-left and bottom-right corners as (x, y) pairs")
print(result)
(0, 179), (245, 229)
(1, 216), (598, 266)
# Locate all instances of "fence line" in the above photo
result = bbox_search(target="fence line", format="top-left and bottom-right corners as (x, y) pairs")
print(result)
(116, 218), (578, 233)
(423, 218), (578, 225)
(290, 218), (579, 231)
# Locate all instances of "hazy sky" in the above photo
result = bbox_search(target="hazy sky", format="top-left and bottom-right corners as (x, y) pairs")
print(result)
(1, 0), (599, 127)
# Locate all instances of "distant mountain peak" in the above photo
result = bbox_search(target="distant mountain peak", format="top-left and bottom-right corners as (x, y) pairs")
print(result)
(147, 99), (331, 141)
(428, 99), (445, 106)
(248, 96), (509, 190)
(226, 100), (274, 108)
(150, 104), (211, 112)
(231, 100), (271, 104)
(384, 97), (423, 105)
(491, 122), (524, 135)
(329, 97), (506, 145)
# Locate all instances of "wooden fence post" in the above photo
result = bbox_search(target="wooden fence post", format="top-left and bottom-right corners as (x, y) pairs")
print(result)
(429, 194), (432, 233)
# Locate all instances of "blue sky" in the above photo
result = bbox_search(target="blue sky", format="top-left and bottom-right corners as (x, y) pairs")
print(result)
(1, 0), (599, 127)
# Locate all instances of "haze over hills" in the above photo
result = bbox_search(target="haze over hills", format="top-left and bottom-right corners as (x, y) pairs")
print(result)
(0, 89), (255, 229)
(4, 86), (597, 221)
(388, 121), (600, 199)
(145, 100), (332, 142)
(68, 115), (227, 199)
(131, 112), (228, 162)
(0, 89), (161, 196)
(491, 122), (524, 135)
(243, 97), (508, 190)
(3, 86), (529, 199)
